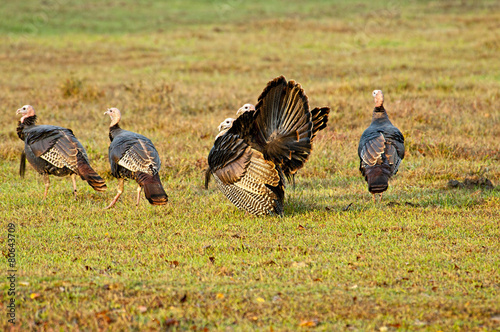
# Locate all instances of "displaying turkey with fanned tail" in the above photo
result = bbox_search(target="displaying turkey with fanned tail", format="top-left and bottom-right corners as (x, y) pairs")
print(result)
(205, 76), (330, 216)
(16, 105), (107, 199)
(104, 108), (168, 209)
(358, 90), (405, 202)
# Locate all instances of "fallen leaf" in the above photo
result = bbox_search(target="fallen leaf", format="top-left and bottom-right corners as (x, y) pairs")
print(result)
(454, 264), (460, 270)
(180, 294), (187, 303)
(299, 319), (318, 327)
(164, 318), (179, 327)
(216, 293), (224, 299)
(30, 293), (41, 300)
(138, 306), (147, 313)
(298, 224), (305, 230)
(95, 310), (112, 323)
(209, 256), (215, 264)
(263, 260), (277, 266)
(255, 297), (265, 303)
(168, 260), (179, 268)
(388, 323), (401, 328)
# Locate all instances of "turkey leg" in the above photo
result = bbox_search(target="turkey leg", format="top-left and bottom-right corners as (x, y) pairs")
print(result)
(136, 185), (142, 206)
(105, 178), (124, 209)
(71, 173), (77, 200)
(43, 174), (50, 199)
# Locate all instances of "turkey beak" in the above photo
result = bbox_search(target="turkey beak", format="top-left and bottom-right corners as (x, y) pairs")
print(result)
(16, 108), (24, 115)
(104, 109), (110, 115)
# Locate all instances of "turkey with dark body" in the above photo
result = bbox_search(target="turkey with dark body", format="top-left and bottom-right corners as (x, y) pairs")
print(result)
(205, 76), (330, 216)
(16, 105), (107, 199)
(104, 108), (168, 209)
(358, 90), (405, 202)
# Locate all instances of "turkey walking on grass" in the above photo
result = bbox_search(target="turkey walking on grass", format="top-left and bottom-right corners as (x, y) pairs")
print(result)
(205, 76), (330, 216)
(358, 90), (405, 202)
(16, 105), (107, 199)
(104, 108), (168, 209)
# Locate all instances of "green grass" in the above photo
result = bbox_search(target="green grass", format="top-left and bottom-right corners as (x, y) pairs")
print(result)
(1, 0), (500, 330)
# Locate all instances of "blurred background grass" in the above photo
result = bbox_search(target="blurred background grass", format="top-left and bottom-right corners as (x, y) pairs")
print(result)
(0, 0), (499, 330)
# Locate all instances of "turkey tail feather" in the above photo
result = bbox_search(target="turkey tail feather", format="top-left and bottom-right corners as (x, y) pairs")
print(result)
(311, 107), (330, 142)
(204, 168), (211, 189)
(136, 172), (168, 205)
(365, 164), (391, 194)
(255, 76), (312, 167)
(76, 152), (107, 192)
(20, 151), (26, 178)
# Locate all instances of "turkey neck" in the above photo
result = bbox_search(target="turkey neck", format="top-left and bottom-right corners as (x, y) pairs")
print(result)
(109, 123), (122, 142)
(372, 107), (389, 123)
(16, 115), (37, 140)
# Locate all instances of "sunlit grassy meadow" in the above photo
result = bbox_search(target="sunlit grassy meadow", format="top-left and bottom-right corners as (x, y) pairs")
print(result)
(0, 0), (499, 330)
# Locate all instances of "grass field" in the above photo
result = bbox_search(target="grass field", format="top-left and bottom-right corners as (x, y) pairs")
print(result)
(1, 0), (499, 330)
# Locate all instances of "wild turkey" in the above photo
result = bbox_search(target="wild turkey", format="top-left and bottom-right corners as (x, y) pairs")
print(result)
(358, 90), (405, 202)
(16, 105), (107, 199)
(205, 76), (330, 216)
(104, 108), (168, 209)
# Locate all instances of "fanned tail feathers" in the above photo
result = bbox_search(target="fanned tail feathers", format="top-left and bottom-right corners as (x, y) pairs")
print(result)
(76, 151), (107, 192)
(136, 172), (168, 205)
(255, 77), (315, 177)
